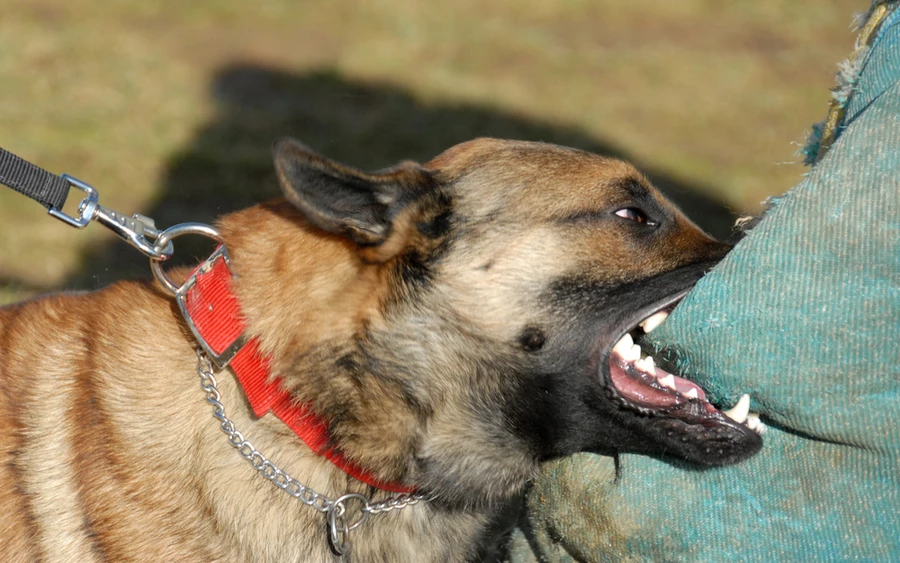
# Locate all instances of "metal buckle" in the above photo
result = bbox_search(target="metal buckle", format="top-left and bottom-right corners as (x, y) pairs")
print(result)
(175, 245), (248, 369)
(48, 174), (98, 228)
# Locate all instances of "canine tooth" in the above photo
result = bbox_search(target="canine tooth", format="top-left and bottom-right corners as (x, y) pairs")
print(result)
(723, 394), (751, 424)
(640, 311), (669, 333)
(613, 333), (634, 356)
(683, 388), (699, 399)
(623, 343), (642, 362)
(658, 373), (676, 390)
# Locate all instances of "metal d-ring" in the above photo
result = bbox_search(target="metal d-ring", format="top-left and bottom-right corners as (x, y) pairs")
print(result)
(150, 222), (223, 294)
(327, 493), (370, 556)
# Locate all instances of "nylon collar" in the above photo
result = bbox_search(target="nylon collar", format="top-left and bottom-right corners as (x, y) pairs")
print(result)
(178, 246), (413, 494)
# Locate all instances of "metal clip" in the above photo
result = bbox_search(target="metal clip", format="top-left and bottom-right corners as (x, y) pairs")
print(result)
(48, 174), (173, 260)
(94, 206), (173, 260)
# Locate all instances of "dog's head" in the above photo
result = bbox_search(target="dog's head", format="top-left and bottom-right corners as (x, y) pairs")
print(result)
(258, 137), (761, 506)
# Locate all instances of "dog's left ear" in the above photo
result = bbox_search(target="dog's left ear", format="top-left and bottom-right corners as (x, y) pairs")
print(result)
(273, 137), (434, 249)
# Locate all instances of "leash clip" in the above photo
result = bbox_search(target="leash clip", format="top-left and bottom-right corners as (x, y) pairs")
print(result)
(94, 206), (172, 260)
(49, 174), (174, 260)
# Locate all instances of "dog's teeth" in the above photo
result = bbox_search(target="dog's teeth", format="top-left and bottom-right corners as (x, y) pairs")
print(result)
(634, 357), (649, 373)
(746, 413), (767, 434)
(746, 413), (760, 430)
(611, 333), (641, 363)
(612, 333), (634, 356)
(683, 388), (699, 399)
(640, 311), (669, 333)
(637, 356), (656, 375)
(723, 394), (751, 424)
(623, 343), (642, 362)
(658, 373), (676, 390)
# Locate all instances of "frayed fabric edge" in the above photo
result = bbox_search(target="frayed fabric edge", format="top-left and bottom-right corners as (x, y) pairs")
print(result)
(801, 1), (895, 164)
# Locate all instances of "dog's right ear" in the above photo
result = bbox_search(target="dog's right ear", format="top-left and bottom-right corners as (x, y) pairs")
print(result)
(273, 137), (434, 248)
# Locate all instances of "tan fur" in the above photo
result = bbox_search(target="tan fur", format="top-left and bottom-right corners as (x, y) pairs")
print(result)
(0, 139), (730, 562)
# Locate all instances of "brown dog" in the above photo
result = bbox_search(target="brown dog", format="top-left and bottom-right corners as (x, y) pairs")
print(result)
(0, 138), (761, 562)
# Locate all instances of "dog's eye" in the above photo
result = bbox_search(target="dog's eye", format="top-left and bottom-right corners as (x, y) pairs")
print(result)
(614, 208), (657, 226)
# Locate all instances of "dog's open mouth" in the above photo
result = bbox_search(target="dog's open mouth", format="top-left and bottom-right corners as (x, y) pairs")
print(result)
(606, 306), (766, 435)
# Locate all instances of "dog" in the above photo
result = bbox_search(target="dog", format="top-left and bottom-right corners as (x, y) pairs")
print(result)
(0, 138), (762, 562)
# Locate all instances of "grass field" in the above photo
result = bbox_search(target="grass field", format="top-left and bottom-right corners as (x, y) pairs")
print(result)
(0, 0), (864, 304)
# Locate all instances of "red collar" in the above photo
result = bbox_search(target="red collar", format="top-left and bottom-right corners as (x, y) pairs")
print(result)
(177, 246), (413, 494)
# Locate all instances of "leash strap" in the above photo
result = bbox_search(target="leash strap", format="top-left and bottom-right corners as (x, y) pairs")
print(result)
(0, 147), (70, 210)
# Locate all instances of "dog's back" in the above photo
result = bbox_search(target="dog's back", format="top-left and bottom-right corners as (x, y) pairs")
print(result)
(0, 293), (108, 561)
(0, 301), (45, 561)
(0, 286), (239, 562)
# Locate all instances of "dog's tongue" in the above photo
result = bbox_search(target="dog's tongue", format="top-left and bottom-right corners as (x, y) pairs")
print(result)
(608, 351), (708, 408)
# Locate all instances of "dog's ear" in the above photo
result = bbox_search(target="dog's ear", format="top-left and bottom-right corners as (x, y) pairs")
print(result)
(273, 137), (434, 247)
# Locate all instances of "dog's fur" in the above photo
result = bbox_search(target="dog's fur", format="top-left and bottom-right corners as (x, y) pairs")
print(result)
(0, 139), (759, 562)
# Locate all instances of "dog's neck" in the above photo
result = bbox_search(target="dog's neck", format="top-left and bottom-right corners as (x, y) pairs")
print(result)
(215, 200), (421, 488)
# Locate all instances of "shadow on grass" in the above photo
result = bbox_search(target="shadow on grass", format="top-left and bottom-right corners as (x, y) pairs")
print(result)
(62, 63), (737, 289)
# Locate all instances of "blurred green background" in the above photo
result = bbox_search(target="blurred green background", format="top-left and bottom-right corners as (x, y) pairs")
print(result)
(0, 0), (863, 304)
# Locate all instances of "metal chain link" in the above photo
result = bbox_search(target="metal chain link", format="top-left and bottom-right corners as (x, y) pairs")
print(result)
(195, 349), (425, 553)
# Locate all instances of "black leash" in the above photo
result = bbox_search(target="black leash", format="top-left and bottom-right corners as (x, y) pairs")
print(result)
(0, 145), (173, 259)
(0, 147), (70, 211)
